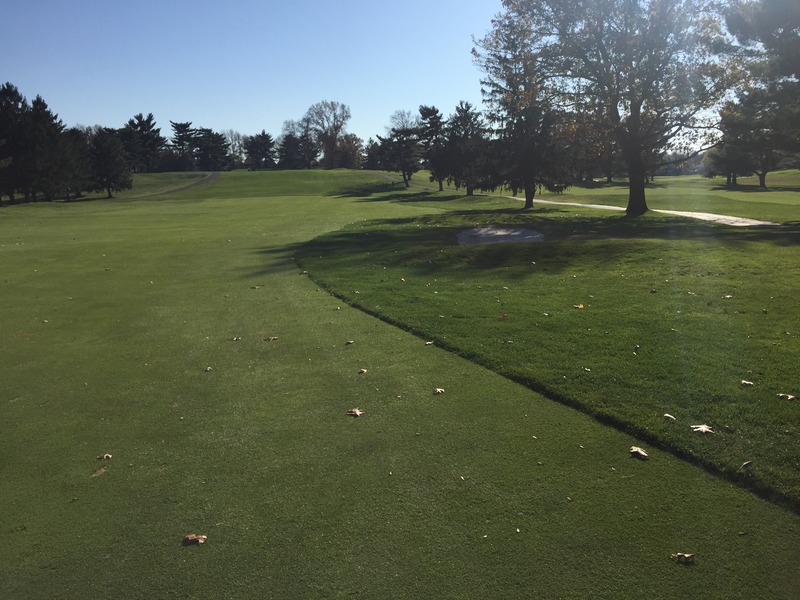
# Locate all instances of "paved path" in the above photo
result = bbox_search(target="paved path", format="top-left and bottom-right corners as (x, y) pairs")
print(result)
(528, 197), (781, 227)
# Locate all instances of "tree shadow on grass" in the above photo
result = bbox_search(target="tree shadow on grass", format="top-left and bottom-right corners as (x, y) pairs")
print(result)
(293, 210), (800, 280)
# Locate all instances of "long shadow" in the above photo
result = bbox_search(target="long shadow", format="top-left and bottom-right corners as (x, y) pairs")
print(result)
(288, 210), (800, 513)
(711, 184), (800, 194)
(287, 211), (800, 286)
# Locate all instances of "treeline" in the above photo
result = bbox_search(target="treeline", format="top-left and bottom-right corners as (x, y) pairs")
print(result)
(370, 0), (798, 214)
(0, 89), (365, 202)
(2, 0), (798, 210)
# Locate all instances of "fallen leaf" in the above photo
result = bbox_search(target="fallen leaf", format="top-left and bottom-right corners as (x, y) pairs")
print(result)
(358, 368), (367, 374)
(346, 408), (364, 417)
(204, 366), (213, 372)
(629, 446), (649, 459)
(691, 424), (714, 434)
(723, 294), (733, 299)
(499, 313), (507, 320)
(433, 388), (445, 395)
(231, 336), (242, 341)
(425, 341), (434, 346)
(573, 304), (584, 309)
(182, 534), (207, 546)
(663, 413), (676, 421)
(741, 380), (754, 386)
(97, 453), (113, 461)
(670, 552), (695, 564)
(91, 466), (107, 477)
(346, 340), (355, 345)
(777, 393), (796, 401)
(740, 460), (753, 470)
(265, 336), (278, 342)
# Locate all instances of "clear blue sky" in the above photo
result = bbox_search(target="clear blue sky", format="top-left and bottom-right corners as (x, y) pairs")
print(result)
(3, 0), (503, 142)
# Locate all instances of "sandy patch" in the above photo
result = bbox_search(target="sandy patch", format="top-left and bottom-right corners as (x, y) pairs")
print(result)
(457, 226), (544, 246)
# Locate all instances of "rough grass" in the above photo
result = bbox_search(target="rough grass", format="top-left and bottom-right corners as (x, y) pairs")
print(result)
(2, 170), (800, 599)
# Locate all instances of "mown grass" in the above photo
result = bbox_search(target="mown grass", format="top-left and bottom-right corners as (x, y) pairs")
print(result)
(298, 189), (800, 508)
(2, 170), (800, 599)
(530, 170), (800, 223)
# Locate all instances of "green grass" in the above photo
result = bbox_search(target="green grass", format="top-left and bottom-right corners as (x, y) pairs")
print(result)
(527, 171), (800, 223)
(2, 170), (800, 599)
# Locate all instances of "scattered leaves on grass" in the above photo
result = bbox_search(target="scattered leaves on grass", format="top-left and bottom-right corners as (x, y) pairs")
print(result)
(741, 380), (754, 386)
(433, 388), (445, 395)
(691, 424), (714, 434)
(630, 446), (649, 459)
(346, 408), (364, 417)
(671, 552), (695, 564)
(182, 534), (207, 546)
(777, 393), (796, 401)
(97, 453), (112, 461)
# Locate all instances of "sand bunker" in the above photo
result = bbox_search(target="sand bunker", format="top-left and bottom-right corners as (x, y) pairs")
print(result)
(457, 226), (544, 245)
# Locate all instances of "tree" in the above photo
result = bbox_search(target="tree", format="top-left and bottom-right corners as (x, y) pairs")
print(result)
(244, 130), (276, 169)
(727, 0), (800, 79)
(224, 129), (246, 169)
(88, 127), (133, 198)
(446, 101), (488, 196)
(119, 113), (166, 173)
(474, 10), (564, 208)
(378, 110), (421, 187)
(169, 120), (197, 170)
(304, 100), (351, 169)
(418, 105), (449, 191)
(702, 141), (753, 186)
(362, 138), (382, 170)
(277, 119), (319, 169)
(193, 128), (229, 171)
(336, 133), (364, 170)
(503, 0), (737, 215)
(719, 87), (796, 188)
(0, 83), (28, 202)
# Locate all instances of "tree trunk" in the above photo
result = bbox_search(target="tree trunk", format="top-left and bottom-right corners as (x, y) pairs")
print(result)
(466, 183), (474, 196)
(626, 162), (648, 216)
(758, 172), (767, 188)
(438, 178), (443, 192)
(106, 188), (113, 199)
(523, 177), (536, 209)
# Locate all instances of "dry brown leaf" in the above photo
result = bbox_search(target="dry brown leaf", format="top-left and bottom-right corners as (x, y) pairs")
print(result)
(183, 534), (207, 545)
(573, 304), (584, 309)
(670, 552), (695, 564)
